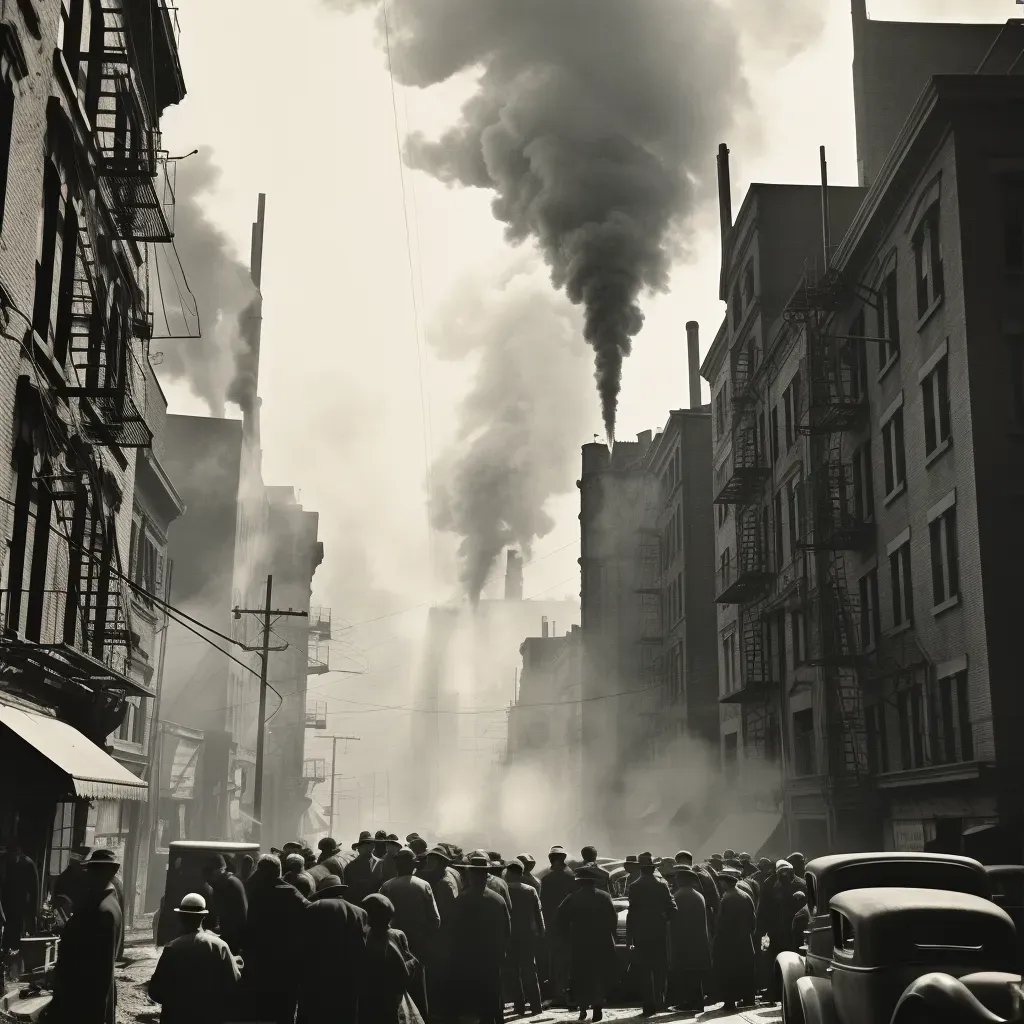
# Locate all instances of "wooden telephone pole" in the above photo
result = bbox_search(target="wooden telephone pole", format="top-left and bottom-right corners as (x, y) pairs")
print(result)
(234, 574), (307, 844)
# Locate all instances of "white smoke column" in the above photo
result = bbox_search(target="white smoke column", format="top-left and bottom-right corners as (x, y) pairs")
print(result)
(156, 147), (259, 416)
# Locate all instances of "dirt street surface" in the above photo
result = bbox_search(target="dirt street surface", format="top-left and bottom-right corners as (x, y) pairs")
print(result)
(112, 947), (782, 1024)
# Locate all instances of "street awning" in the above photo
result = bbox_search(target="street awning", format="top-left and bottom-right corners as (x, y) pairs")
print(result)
(695, 811), (785, 863)
(0, 702), (148, 801)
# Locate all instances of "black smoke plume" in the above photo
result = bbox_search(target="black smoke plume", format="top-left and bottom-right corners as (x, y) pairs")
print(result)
(429, 264), (593, 602)
(156, 148), (259, 416)
(324, 0), (749, 441)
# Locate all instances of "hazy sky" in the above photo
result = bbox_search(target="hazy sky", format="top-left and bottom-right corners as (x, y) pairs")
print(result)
(155, 0), (1012, 814)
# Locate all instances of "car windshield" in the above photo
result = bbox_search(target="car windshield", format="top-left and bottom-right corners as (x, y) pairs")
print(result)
(824, 862), (989, 906)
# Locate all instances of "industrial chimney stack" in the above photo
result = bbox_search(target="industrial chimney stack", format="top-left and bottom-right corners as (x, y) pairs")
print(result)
(686, 321), (701, 409)
(505, 550), (524, 602)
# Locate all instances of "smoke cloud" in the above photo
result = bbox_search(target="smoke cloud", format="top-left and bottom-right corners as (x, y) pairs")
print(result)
(428, 264), (593, 602)
(324, 0), (752, 442)
(156, 148), (259, 417)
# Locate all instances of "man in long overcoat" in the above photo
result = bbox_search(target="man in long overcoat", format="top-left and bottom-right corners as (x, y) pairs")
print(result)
(675, 852), (718, 938)
(450, 855), (510, 1024)
(380, 848), (439, 1017)
(297, 875), (367, 1024)
(517, 853), (540, 891)
(240, 853), (310, 1024)
(712, 869), (756, 1012)
(504, 858), (545, 1016)
(347, 831), (383, 905)
(556, 866), (617, 1022)
(203, 854), (248, 954)
(309, 837), (350, 886)
(668, 866), (712, 1015)
(626, 852), (676, 1016)
(419, 846), (461, 1024)
(540, 845), (576, 1005)
(44, 847), (122, 1024)
(0, 839), (39, 951)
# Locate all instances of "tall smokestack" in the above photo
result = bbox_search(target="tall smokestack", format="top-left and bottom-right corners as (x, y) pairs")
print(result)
(686, 321), (701, 409)
(505, 550), (524, 602)
(241, 194), (266, 444)
(541, 616), (549, 639)
(717, 143), (733, 268)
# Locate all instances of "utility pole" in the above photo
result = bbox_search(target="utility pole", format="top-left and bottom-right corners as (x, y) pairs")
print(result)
(234, 575), (308, 845)
(326, 734), (360, 832)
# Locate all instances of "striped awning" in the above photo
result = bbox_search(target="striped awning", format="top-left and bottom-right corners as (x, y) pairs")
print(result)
(0, 702), (148, 802)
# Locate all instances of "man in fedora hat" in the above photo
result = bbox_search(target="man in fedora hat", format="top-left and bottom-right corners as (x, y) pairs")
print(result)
(675, 851), (718, 938)
(45, 846), (122, 1024)
(148, 893), (241, 1024)
(345, 830), (381, 905)
(418, 846), (461, 1023)
(623, 854), (642, 892)
(380, 848), (439, 1017)
(517, 853), (540, 892)
(627, 852), (676, 1016)
(297, 875), (366, 1024)
(450, 855), (511, 1024)
(503, 858), (545, 1016)
(711, 868), (756, 1012)
(668, 866), (711, 1015)
(556, 865), (617, 1022)
(540, 846), (575, 1005)
(202, 853), (248, 955)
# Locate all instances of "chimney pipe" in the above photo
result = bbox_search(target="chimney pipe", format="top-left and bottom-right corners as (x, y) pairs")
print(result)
(686, 321), (701, 409)
(541, 616), (549, 639)
(717, 143), (733, 261)
(505, 550), (524, 602)
(820, 146), (832, 268)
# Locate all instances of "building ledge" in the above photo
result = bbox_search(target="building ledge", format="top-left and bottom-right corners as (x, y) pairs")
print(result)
(875, 760), (990, 789)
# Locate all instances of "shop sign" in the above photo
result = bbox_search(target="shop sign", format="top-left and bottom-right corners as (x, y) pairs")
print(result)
(892, 819), (925, 852)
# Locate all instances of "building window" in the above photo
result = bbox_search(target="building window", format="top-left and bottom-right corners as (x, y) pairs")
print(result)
(783, 370), (801, 449)
(742, 261), (755, 306)
(929, 505), (959, 607)
(791, 609), (806, 665)
(896, 682), (926, 770)
(852, 441), (874, 521)
(922, 355), (951, 456)
(732, 280), (743, 332)
(773, 490), (784, 568)
(889, 539), (913, 627)
(913, 203), (944, 318)
(882, 407), (906, 497)
(858, 568), (880, 650)
(876, 267), (900, 370)
(786, 476), (800, 555)
(0, 77), (13, 235)
(866, 703), (889, 774)
(48, 801), (78, 889)
(793, 708), (816, 776)
(770, 406), (780, 464)
(845, 309), (869, 401)
(714, 386), (727, 439)
(722, 631), (737, 695)
(930, 671), (973, 765)
(716, 503), (728, 529)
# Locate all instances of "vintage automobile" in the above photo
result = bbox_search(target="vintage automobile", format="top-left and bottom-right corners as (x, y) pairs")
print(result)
(794, 888), (1017, 1024)
(987, 866), (1024, 938)
(778, 852), (993, 1024)
(890, 970), (1024, 1023)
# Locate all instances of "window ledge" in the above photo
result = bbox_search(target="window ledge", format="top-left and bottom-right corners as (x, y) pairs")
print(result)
(916, 294), (944, 332)
(932, 593), (960, 617)
(878, 352), (900, 383)
(883, 482), (906, 507)
(885, 620), (912, 639)
(924, 437), (952, 468)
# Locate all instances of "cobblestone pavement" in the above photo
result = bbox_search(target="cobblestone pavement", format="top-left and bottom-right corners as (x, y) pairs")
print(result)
(111, 947), (783, 1024)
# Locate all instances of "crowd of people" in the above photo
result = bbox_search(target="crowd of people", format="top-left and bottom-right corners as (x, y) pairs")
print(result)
(10, 830), (812, 1024)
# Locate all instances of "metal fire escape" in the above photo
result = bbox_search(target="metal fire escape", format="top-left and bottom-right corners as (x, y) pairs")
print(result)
(715, 340), (777, 758)
(785, 262), (871, 815)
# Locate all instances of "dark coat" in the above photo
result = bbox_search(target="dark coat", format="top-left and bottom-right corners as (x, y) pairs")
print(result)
(375, 853), (398, 885)
(0, 853), (39, 936)
(556, 884), (618, 1007)
(148, 928), (241, 1024)
(48, 883), (121, 1024)
(209, 874), (248, 953)
(241, 879), (310, 982)
(297, 896), (367, 1024)
(792, 905), (810, 951)
(450, 886), (510, 970)
(309, 854), (348, 887)
(379, 874), (441, 961)
(286, 870), (316, 898)
(581, 861), (612, 893)
(346, 852), (383, 905)
(694, 865), (720, 935)
(485, 874), (512, 913)
(507, 880), (545, 948)
(626, 873), (676, 950)
(540, 864), (576, 923)
(360, 927), (421, 1024)
(712, 887), (756, 1003)
(669, 886), (712, 972)
(521, 871), (540, 891)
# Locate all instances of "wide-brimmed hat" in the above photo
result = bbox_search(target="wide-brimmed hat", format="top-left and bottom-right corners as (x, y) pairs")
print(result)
(313, 874), (348, 900)
(426, 845), (452, 863)
(385, 833), (401, 848)
(407, 834), (428, 854)
(674, 864), (697, 879)
(465, 855), (491, 871)
(574, 865), (599, 882)
(709, 853), (723, 863)
(637, 851), (655, 868)
(353, 830), (374, 850)
(518, 852), (536, 869)
(83, 847), (121, 868)
(719, 867), (742, 882)
(624, 854), (639, 865)
(548, 845), (568, 858)
(175, 893), (208, 916)
(373, 830), (389, 842)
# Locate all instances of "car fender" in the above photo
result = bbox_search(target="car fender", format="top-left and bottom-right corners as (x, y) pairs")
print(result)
(777, 951), (808, 1024)
(889, 972), (1007, 1024)
(796, 975), (839, 1024)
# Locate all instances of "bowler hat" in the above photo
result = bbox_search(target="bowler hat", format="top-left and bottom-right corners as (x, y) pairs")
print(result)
(353, 830), (374, 850)
(313, 874), (348, 900)
(637, 852), (655, 867)
(318, 837), (339, 854)
(82, 847), (121, 868)
(175, 893), (208, 915)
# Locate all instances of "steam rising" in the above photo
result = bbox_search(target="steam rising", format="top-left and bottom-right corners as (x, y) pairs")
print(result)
(428, 265), (592, 602)
(327, 0), (749, 441)
(157, 148), (260, 416)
